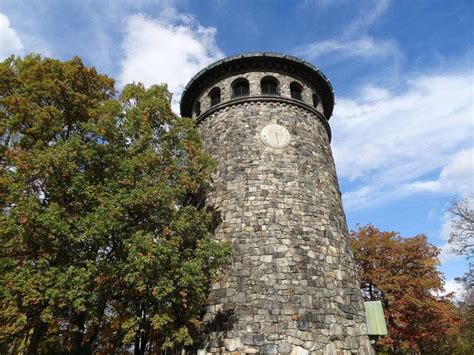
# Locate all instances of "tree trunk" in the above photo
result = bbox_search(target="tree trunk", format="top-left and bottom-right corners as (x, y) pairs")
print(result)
(134, 334), (140, 355)
(134, 304), (150, 355)
(70, 312), (86, 354)
(139, 325), (149, 355)
(27, 321), (46, 355)
(82, 298), (107, 354)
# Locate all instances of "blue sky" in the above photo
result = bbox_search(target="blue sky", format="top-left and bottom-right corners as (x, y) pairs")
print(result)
(1, 0), (473, 296)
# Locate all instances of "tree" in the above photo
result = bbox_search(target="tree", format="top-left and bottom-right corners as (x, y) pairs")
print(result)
(448, 196), (474, 353)
(448, 195), (474, 257)
(455, 287), (474, 355)
(350, 225), (464, 354)
(0, 55), (230, 354)
(448, 195), (474, 288)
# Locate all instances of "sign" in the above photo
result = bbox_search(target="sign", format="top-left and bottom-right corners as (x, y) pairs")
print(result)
(364, 301), (388, 336)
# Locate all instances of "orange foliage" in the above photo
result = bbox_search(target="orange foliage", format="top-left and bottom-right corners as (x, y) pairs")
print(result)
(350, 225), (463, 353)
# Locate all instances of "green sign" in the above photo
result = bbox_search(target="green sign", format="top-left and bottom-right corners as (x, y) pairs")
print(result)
(364, 301), (388, 335)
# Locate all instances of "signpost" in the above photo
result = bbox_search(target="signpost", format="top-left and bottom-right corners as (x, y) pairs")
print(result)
(364, 301), (388, 336)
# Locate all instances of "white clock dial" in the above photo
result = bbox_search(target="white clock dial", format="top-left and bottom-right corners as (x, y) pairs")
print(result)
(260, 124), (290, 148)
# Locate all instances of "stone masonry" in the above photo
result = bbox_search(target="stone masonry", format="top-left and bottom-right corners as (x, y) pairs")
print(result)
(180, 53), (374, 354)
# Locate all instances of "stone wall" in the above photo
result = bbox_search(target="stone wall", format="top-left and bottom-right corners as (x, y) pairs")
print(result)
(196, 95), (374, 354)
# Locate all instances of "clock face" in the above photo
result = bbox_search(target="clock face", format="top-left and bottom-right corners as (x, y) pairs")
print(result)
(260, 124), (290, 148)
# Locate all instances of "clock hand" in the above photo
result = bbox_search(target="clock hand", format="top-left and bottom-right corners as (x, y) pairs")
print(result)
(275, 131), (279, 144)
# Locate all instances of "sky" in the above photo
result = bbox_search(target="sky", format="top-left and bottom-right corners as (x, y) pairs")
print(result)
(1, 0), (473, 297)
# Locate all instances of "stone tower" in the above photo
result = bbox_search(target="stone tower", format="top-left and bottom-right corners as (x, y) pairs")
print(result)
(180, 53), (374, 354)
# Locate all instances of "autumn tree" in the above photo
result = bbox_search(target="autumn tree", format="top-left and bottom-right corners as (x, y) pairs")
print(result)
(350, 225), (464, 354)
(0, 55), (230, 354)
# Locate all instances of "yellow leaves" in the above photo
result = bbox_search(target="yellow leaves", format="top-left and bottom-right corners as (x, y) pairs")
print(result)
(150, 314), (172, 332)
(188, 318), (202, 327)
(121, 318), (139, 345)
(0, 303), (27, 334)
(178, 174), (197, 193)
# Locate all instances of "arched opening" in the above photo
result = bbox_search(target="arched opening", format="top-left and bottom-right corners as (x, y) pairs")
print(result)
(232, 78), (250, 98)
(312, 93), (320, 108)
(290, 82), (303, 101)
(261, 77), (279, 95)
(193, 101), (201, 116)
(209, 87), (221, 107)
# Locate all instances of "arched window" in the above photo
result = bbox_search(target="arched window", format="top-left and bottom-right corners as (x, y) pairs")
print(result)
(209, 87), (221, 106)
(193, 101), (201, 116)
(261, 77), (279, 95)
(312, 93), (320, 108)
(232, 78), (250, 98)
(290, 82), (303, 101)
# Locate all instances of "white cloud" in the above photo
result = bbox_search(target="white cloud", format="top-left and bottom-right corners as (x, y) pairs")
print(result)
(441, 214), (453, 242)
(300, 37), (400, 62)
(360, 85), (391, 103)
(345, 0), (390, 35)
(0, 13), (23, 60)
(402, 180), (441, 193)
(297, 0), (399, 63)
(405, 149), (473, 195)
(335, 71), (474, 210)
(437, 278), (464, 301)
(119, 13), (224, 112)
(439, 148), (474, 194)
(438, 242), (464, 264)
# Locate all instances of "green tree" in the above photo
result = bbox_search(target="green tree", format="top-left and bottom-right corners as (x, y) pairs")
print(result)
(0, 55), (230, 354)
(350, 225), (465, 354)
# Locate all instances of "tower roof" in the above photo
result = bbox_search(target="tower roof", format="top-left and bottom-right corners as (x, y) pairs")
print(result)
(179, 52), (335, 119)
